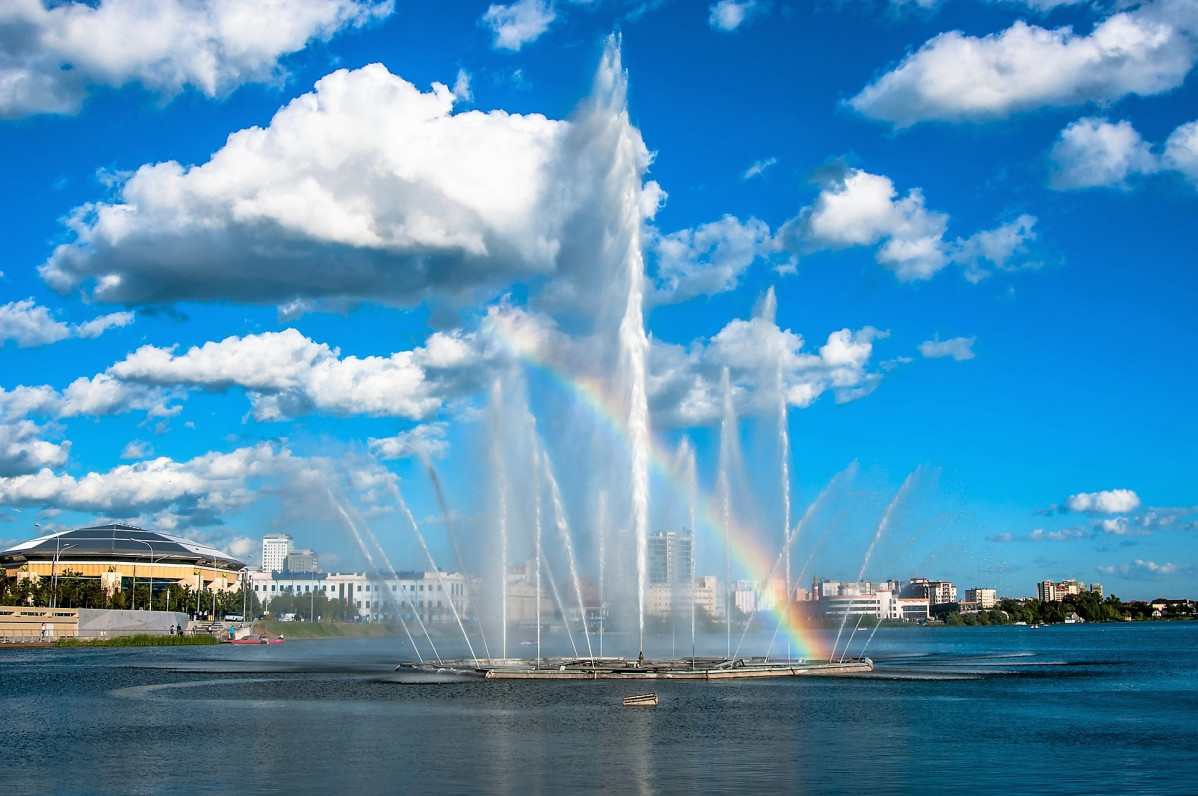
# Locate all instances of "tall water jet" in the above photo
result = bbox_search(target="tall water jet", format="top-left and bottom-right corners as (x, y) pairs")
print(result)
(385, 479), (479, 663)
(717, 366), (740, 659)
(676, 436), (698, 663)
(619, 164), (651, 659)
(775, 358), (792, 662)
(532, 427), (543, 665)
(571, 37), (653, 655)
(831, 467), (921, 660)
(424, 456), (491, 661)
(597, 490), (608, 657)
(541, 447), (593, 661)
(326, 488), (432, 661)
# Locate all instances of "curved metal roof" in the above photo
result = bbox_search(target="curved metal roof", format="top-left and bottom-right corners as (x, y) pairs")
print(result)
(0, 524), (245, 570)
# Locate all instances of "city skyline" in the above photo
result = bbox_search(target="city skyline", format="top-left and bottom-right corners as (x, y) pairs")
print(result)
(0, 1), (1195, 602)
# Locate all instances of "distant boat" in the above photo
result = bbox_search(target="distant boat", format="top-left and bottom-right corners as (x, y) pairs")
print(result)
(230, 635), (284, 645)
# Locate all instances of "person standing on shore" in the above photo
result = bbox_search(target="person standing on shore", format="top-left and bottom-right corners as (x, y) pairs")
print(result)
(40, 622), (47, 641)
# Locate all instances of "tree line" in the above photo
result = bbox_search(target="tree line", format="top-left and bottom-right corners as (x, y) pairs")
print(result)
(939, 592), (1194, 625)
(0, 570), (263, 619)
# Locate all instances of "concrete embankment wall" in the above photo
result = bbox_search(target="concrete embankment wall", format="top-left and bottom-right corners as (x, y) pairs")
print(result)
(2, 608), (193, 643)
(77, 609), (190, 638)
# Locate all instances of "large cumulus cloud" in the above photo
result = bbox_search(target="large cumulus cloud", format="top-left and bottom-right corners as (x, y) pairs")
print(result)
(41, 45), (658, 315)
(849, 0), (1198, 128)
(0, 0), (391, 118)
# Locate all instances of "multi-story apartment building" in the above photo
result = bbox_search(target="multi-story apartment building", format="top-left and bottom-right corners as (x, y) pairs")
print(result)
(247, 569), (471, 623)
(965, 588), (997, 609)
(261, 534), (293, 573)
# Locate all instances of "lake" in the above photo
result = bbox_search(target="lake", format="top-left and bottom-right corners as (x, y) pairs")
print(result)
(2, 622), (1195, 793)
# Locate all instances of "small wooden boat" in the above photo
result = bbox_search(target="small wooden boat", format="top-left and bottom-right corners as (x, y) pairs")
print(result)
(622, 693), (658, 707)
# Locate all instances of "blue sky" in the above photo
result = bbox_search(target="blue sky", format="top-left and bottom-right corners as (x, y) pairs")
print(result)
(0, 0), (1194, 601)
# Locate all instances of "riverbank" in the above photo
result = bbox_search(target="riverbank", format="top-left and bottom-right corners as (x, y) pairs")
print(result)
(56, 634), (219, 647)
(252, 620), (396, 640)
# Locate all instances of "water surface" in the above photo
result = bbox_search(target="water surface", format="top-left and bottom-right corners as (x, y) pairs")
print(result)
(2, 622), (1194, 793)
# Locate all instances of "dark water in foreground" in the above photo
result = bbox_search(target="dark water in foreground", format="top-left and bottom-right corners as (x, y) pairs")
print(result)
(2, 623), (1195, 794)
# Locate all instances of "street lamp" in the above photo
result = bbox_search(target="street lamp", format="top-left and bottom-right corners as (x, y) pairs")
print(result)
(126, 537), (157, 611)
(50, 539), (75, 609)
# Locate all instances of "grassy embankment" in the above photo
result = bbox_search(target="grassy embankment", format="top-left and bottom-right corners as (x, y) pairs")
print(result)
(56, 634), (219, 647)
(252, 620), (395, 639)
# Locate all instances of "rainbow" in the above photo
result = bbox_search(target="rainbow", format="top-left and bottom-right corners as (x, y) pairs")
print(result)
(487, 318), (831, 660)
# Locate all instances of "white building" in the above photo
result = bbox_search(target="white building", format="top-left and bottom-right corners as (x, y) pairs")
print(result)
(820, 591), (931, 622)
(261, 534), (294, 574)
(693, 576), (724, 620)
(247, 569), (471, 623)
(965, 588), (997, 609)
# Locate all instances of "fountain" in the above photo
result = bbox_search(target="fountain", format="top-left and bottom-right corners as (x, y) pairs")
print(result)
(386, 38), (872, 681)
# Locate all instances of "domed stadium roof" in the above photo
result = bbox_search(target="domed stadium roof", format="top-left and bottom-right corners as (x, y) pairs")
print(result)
(0, 524), (245, 570)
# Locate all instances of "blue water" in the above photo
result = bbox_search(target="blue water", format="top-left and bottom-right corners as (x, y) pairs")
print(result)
(2, 623), (1195, 793)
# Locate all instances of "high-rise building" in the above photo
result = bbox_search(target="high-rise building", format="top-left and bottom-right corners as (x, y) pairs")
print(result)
(965, 588), (997, 609)
(262, 534), (294, 573)
(647, 530), (694, 586)
(285, 549), (319, 573)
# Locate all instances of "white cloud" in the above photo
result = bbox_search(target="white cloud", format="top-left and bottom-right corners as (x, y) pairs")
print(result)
(41, 44), (657, 314)
(1050, 117), (1160, 189)
(482, 0), (556, 51)
(0, 442), (396, 529)
(120, 440), (153, 460)
(648, 299), (886, 426)
(0, 375), (175, 423)
(1028, 526), (1089, 541)
(849, 2), (1198, 127)
(1007, 0), (1091, 10)
(650, 215), (770, 304)
(951, 214), (1038, 282)
(742, 156), (777, 180)
(0, 443), (283, 515)
(225, 536), (257, 559)
(709, 1), (768, 32)
(1067, 488), (1141, 514)
(1097, 559), (1180, 579)
(776, 168), (950, 281)
(109, 328), (491, 421)
(1163, 119), (1198, 182)
(369, 422), (449, 460)
(0, 0), (392, 118)
(74, 310), (135, 339)
(775, 167), (1039, 282)
(0, 420), (69, 476)
(0, 298), (133, 347)
(919, 335), (976, 360)
(0, 299), (68, 346)
(452, 68), (473, 102)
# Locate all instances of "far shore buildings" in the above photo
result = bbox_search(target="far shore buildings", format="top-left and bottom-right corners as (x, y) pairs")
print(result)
(1037, 579), (1102, 602)
(0, 524), (246, 598)
(248, 569), (471, 624)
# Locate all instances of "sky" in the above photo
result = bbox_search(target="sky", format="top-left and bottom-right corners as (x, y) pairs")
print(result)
(0, 0), (1194, 602)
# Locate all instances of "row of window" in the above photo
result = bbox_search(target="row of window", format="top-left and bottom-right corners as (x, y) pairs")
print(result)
(254, 581), (454, 594)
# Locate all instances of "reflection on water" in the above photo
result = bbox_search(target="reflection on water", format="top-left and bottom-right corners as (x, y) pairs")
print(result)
(2, 624), (1196, 793)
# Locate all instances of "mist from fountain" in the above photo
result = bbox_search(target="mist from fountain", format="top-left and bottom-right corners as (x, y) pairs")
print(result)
(677, 436), (698, 664)
(717, 367), (743, 659)
(597, 490), (608, 657)
(327, 488), (432, 661)
(734, 463), (856, 661)
(831, 467), (921, 661)
(541, 447), (594, 661)
(384, 479), (479, 663)
(424, 457), (491, 661)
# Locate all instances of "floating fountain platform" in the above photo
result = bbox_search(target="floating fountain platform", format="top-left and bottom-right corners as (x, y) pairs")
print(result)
(395, 655), (873, 680)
